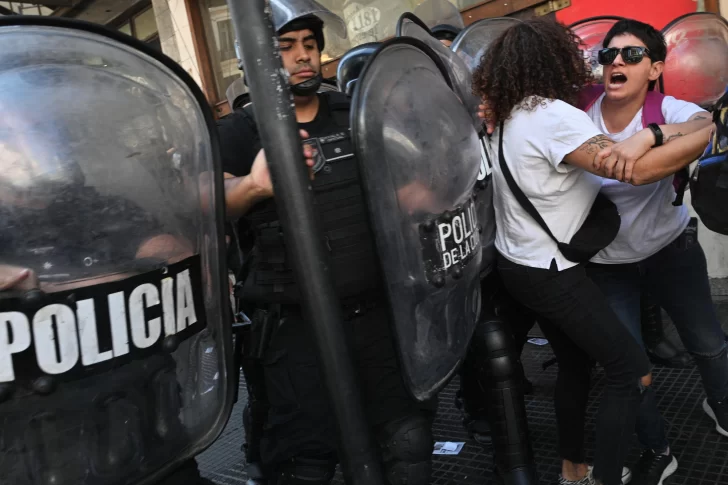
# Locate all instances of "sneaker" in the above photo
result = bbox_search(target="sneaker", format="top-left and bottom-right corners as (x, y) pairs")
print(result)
(632, 450), (678, 485)
(558, 471), (595, 485)
(559, 466), (631, 484)
(703, 398), (728, 437)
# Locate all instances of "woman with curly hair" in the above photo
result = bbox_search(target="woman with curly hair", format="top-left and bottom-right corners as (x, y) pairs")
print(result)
(472, 17), (714, 485)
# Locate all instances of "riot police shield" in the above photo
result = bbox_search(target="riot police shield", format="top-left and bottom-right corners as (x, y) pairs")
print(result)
(337, 42), (381, 95)
(661, 12), (728, 109)
(396, 12), (480, 126)
(0, 17), (233, 485)
(569, 16), (624, 85)
(396, 12), (497, 279)
(350, 38), (483, 401)
(227, 76), (251, 110)
(451, 17), (522, 74)
(412, 0), (465, 31)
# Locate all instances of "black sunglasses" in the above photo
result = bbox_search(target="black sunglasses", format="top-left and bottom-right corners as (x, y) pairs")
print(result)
(597, 46), (652, 66)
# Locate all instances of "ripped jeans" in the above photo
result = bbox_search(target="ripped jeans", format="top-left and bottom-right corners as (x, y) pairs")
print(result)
(587, 231), (728, 451)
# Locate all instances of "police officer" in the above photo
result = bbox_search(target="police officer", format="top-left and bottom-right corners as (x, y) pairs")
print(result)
(218, 1), (435, 484)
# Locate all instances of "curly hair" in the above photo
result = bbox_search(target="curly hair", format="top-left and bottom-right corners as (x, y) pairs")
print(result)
(472, 18), (593, 124)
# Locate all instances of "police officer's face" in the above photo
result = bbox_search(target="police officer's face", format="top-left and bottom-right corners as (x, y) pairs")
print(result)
(279, 29), (321, 85)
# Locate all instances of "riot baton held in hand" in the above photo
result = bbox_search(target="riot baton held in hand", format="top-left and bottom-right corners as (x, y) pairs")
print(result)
(225, 1), (386, 484)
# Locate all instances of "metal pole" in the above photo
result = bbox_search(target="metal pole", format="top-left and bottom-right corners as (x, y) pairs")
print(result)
(226, 1), (385, 484)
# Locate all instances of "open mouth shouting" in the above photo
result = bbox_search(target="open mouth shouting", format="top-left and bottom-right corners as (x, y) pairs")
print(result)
(608, 72), (628, 90)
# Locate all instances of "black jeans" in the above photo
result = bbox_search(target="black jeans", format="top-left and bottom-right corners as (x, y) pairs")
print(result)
(259, 302), (435, 471)
(497, 254), (650, 485)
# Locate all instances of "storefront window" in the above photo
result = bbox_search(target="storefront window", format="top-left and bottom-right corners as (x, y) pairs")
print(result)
(0, 2), (54, 15)
(119, 22), (133, 36)
(115, 6), (161, 52)
(202, 0), (243, 100)
(134, 6), (159, 41)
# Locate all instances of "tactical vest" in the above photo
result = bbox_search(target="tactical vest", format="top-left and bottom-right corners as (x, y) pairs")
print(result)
(239, 92), (381, 304)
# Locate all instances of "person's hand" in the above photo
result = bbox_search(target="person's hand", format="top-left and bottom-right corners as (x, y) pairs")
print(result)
(595, 148), (632, 182)
(477, 99), (496, 135)
(249, 129), (315, 198)
(0, 265), (39, 291)
(595, 129), (654, 181)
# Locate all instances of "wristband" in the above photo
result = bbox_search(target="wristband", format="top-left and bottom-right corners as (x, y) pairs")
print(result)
(648, 123), (664, 147)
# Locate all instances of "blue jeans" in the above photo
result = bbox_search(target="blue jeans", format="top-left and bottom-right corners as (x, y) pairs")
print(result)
(587, 233), (728, 451)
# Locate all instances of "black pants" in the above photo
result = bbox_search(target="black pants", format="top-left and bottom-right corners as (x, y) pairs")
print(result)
(259, 302), (435, 473)
(497, 254), (650, 485)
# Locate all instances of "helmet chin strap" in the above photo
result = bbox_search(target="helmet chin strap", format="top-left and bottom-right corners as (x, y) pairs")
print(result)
(290, 73), (322, 97)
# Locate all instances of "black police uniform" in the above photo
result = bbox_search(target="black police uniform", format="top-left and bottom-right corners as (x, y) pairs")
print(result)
(217, 91), (436, 485)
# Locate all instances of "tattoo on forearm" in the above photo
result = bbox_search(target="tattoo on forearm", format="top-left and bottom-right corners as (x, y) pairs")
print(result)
(579, 135), (612, 154)
(666, 132), (685, 143)
(578, 135), (612, 164)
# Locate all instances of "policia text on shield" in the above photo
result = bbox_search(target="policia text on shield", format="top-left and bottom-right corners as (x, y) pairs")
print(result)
(0, 14), (234, 485)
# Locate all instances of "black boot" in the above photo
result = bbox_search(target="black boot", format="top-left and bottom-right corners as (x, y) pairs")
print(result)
(469, 304), (538, 484)
(457, 356), (493, 447)
(641, 291), (692, 368)
(240, 351), (271, 485)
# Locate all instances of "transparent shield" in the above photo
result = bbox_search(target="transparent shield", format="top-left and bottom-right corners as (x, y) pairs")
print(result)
(397, 13), (480, 127)
(413, 0), (465, 30)
(396, 13), (496, 277)
(569, 16), (623, 84)
(451, 17), (522, 74)
(0, 20), (231, 485)
(351, 39), (483, 401)
(662, 12), (728, 109)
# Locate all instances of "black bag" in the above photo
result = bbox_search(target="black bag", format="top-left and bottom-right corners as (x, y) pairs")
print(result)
(497, 122), (621, 264)
(690, 87), (728, 235)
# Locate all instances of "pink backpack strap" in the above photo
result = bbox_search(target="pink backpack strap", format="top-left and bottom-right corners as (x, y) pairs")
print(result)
(578, 84), (605, 112)
(642, 91), (666, 127)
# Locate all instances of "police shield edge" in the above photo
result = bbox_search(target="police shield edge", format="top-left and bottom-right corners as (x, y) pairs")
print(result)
(569, 16), (624, 85)
(450, 17), (523, 75)
(0, 15), (233, 485)
(350, 38), (483, 401)
(660, 12), (728, 109)
(412, 0), (465, 31)
(225, 0), (386, 484)
(395, 11), (481, 128)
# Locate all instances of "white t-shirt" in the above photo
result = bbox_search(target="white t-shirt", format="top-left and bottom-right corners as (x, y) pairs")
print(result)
(586, 93), (707, 264)
(490, 98), (604, 271)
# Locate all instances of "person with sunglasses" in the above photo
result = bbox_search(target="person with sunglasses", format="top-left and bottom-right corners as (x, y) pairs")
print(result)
(579, 18), (728, 485)
(473, 16), (716, 485)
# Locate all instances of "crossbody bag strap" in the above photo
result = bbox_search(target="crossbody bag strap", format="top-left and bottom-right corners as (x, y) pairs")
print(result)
(497, 121), (561, 245)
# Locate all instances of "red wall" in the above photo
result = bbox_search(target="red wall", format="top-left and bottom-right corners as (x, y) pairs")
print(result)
(555, 0), (698, 30)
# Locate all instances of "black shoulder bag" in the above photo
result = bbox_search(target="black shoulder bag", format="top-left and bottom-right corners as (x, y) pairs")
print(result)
(496, 122), (621, 264)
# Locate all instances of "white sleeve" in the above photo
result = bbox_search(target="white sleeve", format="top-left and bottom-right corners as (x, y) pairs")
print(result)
(661, 96), (708, 124)
(544, 101), (604, 171)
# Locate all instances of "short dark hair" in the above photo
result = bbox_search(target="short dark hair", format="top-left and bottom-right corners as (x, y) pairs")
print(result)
(603, 19), (668, 63)
(472, 18), (591, 124)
